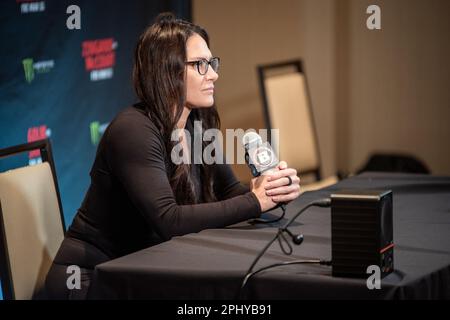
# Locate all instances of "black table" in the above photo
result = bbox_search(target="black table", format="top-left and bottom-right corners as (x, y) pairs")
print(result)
(88, 172), (450, 299)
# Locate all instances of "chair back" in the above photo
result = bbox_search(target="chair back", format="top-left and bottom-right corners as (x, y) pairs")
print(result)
(0, 139), (65, 300)
(257, 60), (322, 180)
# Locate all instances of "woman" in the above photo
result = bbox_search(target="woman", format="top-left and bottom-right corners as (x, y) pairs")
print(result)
(44, 12), (301, 299)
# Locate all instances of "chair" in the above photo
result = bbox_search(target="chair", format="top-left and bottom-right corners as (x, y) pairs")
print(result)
(357, 153), (430, 174)
(0, 139), (65, 300)
(257, 59), (338, 192)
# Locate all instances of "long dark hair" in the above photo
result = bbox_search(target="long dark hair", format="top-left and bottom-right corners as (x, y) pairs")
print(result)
(133, 12), (219, 204)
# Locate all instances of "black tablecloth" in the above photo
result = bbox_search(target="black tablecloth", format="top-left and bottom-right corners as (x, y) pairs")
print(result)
(88, 172), (450, 299)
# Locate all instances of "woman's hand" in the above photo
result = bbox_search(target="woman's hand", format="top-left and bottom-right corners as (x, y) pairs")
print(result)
(264, 161), (301, 204)
(250, 175), (277, 212)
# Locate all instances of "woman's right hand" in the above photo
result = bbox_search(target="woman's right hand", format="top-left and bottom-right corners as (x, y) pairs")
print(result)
(250, 175), (277, 212)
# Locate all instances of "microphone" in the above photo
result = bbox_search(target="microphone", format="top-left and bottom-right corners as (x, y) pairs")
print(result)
(242, 132), (279, 177)
(241, 132), (286, 224)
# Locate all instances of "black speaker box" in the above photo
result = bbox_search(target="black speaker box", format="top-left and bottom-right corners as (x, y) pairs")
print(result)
(331, 189), (394, 278)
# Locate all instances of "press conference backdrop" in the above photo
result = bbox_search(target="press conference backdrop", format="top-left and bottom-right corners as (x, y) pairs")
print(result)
(0, 0), (191, 299)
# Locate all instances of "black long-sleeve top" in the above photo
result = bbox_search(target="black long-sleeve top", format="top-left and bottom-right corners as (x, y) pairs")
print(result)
(65, 103), (262, 261)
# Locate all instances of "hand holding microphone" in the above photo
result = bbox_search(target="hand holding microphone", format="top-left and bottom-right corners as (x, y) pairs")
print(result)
(264, 161), (301, 204)
(242, 132), (301, 213)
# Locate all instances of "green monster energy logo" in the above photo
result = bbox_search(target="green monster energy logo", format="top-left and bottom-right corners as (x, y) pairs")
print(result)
(22, 58), (34, 83)
(90, 121), (101, 146)
(90, 121), (108, 146)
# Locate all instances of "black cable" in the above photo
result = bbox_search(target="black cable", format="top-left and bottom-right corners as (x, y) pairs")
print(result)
(277, 228), (293, 255)
(249, 203), (287, 224)
(244, 200), (325, 277)
(238, 259), (332, 299)
(238, 198), (332, 299)
(281, 198), (331, 231)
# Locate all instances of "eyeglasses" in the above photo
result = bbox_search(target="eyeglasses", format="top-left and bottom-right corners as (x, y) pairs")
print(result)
(185, 57), (220, 75)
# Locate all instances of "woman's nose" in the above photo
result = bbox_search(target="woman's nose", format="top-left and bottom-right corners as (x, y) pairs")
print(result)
(205, 67), (219, 82)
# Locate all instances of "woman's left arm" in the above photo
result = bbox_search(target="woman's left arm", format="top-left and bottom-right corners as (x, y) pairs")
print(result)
(213, 163), (250, 200)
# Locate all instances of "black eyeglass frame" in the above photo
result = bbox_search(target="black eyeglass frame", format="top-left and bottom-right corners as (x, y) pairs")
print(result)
(185, 57), (220, 75)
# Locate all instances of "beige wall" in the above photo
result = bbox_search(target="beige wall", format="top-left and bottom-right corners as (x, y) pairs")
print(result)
(340, 0), (450, 175)
(194, 0), (450, 180)
(194, 0), (336, 182)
